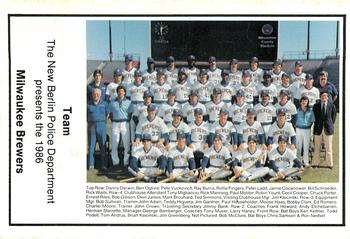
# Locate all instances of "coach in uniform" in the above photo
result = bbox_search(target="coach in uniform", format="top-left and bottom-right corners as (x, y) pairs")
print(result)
(121, 54), (137, 86)
(106, 68), (122, 102)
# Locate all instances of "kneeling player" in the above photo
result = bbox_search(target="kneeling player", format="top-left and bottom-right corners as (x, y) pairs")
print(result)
(167, 132), (198, 182)
(230, 135), (269, 182)
(268, 135), (304, 181)
(128, 133), (167, 182)
(199, 134), (232, 181)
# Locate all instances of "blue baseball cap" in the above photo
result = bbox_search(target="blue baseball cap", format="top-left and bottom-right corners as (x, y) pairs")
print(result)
(221, 69), (230, 76)
(113, 68), (122, 76)
(125, 54), (133, 62)
(246, 108), (256, 115)
(273, 59), (283, 66)
(220, 108), (229, 115)
(277, 108), (287, 115)
(157, 69), (165, 75)
(213, 133), (223, 140)
(167, 56), (175, 62)
(177, 131), (186, 139)
(279, 89), (289, 96)
(282, 73), (290, 78)
(278, 135), (288, 143)
(260, 89), (270, 97)
(208, 56), (216, 62)
(147, 57), (155, 63)
(179, 68), (187, 75)
(168, 89), (176, 95)
(295, 60), (303, 66)
(134, 70), (142, 77)
(142, 133), (152, 141)
(199, 69), (208, 75)
(236, 89), (245, 97)
(242, 70), (251, 77)
(263, 71), (272, 80)
(143, 90), (153, 98)
(212, 87), (221, 94)
(194, 108), (203, 115)
(250, 56), (259, 63)
(190, 89), (198, 96)
(305, 74), (314, 80)
(172, 109), (182, 117)
(187, 55), (196, 61)
(247, 135), (257, 143)
(230, 58), (238, 64)
(147, 104), (157, 111)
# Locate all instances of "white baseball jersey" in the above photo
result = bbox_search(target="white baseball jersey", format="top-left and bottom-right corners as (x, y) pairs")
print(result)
(136, 116), (169, 142)
(127, 83), (148, 102)
(248, 68), (264, 85)
(237, 120), (264, 143)
(185, 67), (199, 85)
(173, 81), (191, 103)
(218, 82), (235, 103)
(229, 70), (242, 87)
(169, 146), (194, 168)
(122, 67), (136, 85)
(207, 68), (222, 86)
(210, 121), (236, 145)
(254, 102), (276, 125)
(235, 82), (258, 105)
(228, 102), (252, 125)
(267, 121), (296, 144)
(181, 102), (207, 123)
(204, 145), (231, 167)
(133, 103), (150, 122)
(277, 84), (294, 100)
(167, 122), (190, 143)
(294, 86), (320, 107)
(133, 146), (163, 168)
(256, 83), (278, 103)
(274, 101), (297, 122)
(268, 147), (297, 169)
(269, 70), (285, 87)
(290, 72), (306, 85)
(142, 70), (157, 88)
(164, 68), (179, 86)
(189, 121), (210, 143)
(150, 82), (171, 103)
(193, 81), (214, 103)
(106, 82), (119, 101)
(158, 102), (181, 123)
(236, 147), (264, 169)
(205, 101), (226, 122)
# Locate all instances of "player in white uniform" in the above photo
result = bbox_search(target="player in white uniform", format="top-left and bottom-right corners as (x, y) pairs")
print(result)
(164, 56), (179, 86)
(128, 133), (167, 182)
(166, 109), (190, 150)
(268, 135), (304, 181)
(193, 69), (213, 104)
(290, 60), (306, 97)
(269, 59), (285, 87)
(207, 56), (222, 86)
(158, 89), (181, 124)
(228, 58), (242, 87)
(106, 68), (122, 102)
(181, 90), (207, 124)
(142, 57), (157, 88)
(218, 69), (235, 107)
(267, 108), (296, 151)
(173, 68), (191, 106)
(205, 87), (226, 123)
(235, 70), (258, 107)
(254, 90), (276, 138)
(294, 73), (320, 109)
(167, 131), (198, 182)
(230, 135), (269, 182)
(256, 71), (278, 104)
(199, 134), (232, 181)
(277, 73), (294, 101)
(121, 54), (137, 86)
(247, 56), (264, 86)
(184, 55), (200, 85)
(132, 90), (153, 126)
(228, 89), (252, 128)
(274, 89), (297, 124)
(150, 69), (171, 106)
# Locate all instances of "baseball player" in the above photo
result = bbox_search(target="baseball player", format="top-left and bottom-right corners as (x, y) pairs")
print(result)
(158, 89), (181, 124)
(128, 133), (167, 182)
(132, 90), (153, 126)
(228, 58), (242, 87)
(218, 69), (235, 107)
(277, 73), (294, 101)
(184, 55), (200, 85)
(268, 135), (304, 181)
(227, 89), (252, 128)
(256, 71), (278, 104)
(167, 131), (198, 182)
(121, 54), (137, 86)
(207, 56), (222, 86)
(142, 57), (157, 88)
(188, 108), (210, 168)
(295, 96), (315, 167)
(237, 108), (266, 150)
(294, 74), (320, 109)
(181, 89), (207, 124)
(199, 134), (232, 181)
(269, 59), (285, 87)
(166, 109), (190, 150)
(230, 135), (269, 182)
(274, 89), (297, 124)
(87, 69), (107, 102)
(254, 90), (276, 138)
(150, 69), (171, 106)
(193, 69), (214, 104)
(173, 68), (191, 106)
(164, 56), (179, 86)
(235, 70), (258, 107)
(205, 87), (226, 123)
(87, 88), (108, 170)
(247, 56), (264, 86)
(108, 85), (133, 166)
(290, 60), (306, 85)
(106, 68), (122, 102)
(267, 108), (296, 151)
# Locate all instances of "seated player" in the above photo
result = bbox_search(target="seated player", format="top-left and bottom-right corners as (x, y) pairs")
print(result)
(230, 135), (269, 182)
(128, 133), (167, 182)
(167, 131), (198, 182)
(268, 135), (304, 181)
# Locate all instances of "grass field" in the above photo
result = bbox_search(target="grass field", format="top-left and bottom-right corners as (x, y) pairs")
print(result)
(87, 115), (340, 183)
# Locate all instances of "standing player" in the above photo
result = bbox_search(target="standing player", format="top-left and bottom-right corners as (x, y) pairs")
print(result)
(207, 56), (222, 86)
(158, 89), (181, 124)
(128, 133), (167, 182)
(87, 69), (107, 102)
(142, 57), (157, 88)
(173, 68), (191, 107)
(228, 89), (252, 128)
(132, 90), (153, 126)
(121, 54), (137, 86)
(277, 73), (294, 101)
(205, 87), (226, 123)
(235, 70), (258, 107)
(164, 56), (178, 86)
(218, 69), (235, 107)
(228, 58), (242, 87)
(193, 69), (213, 104)
(106, 68), (122, 102)
(254, 90), (276, 138)
(294, 74), (320, 109)
(274, 89), (297, 124)
(247, 56), (264, 86)
(184, 55), (200, 85)
(150, 69), (171, 107)
(290, 60), (306, 85)
(268, 135), (304, 181)
(256, 71), (278, 104)
(181, 90), (206, 124)
(269, 59), (285, 87)
(166, 109), (190, 150)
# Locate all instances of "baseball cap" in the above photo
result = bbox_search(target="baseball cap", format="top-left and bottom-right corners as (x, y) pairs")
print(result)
(220, 108), (229, 115)
(221, 69), (230, 76)
(166, 56), (175, 62)
(179, 67), (187, 75)
(242, 70), (251, 77)
(230, 58), (238, 64)
(172, 109), (182, 117)
(199, 69), (208, 75)
(177, 131), (186, 139)
(147, 57), (155, 63)
(134, 70), (142, 77)
(246, 108), (256, 115)
(113, 68), (122, 76)
(295, 60), (303, 66)
(208, 56), (216, 62)
(282, 73), (290, 78)
(190, 89), (198, 96)
(142, 133), (152, 141)
(213, 133), (223, 140)
(278, 135), (288, 143)
(212, 87), (222, 94)
(194, 108), (203, 115)
(125, 54), (133, 62)
(143, 90), (153, 98)
(247, 135), (257, 143)
(279, 89), (289, 96)
(147, 104), (157, 112)
(273, 59), (283, 66)
(236, 89), (245, 97)
(168, 89), (176, 95)
(263, 71), (272, 80)
(187, 55), (196, 61)
(250, 56), (259, 63)
(305, 74), (314, 80)
(260, 89), (270, 97)
(319, 70), (328, 77)
(277, 108), (287, 116)
(157, 69), (165, 75)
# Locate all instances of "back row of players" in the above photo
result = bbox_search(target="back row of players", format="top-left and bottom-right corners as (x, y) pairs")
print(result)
(87, 54), (338, 182)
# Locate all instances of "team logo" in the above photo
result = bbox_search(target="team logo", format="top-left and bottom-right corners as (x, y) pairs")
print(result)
(262, 24), (273, 35)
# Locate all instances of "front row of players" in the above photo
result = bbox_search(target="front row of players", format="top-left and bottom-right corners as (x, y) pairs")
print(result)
(128, 132), (304, 183)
